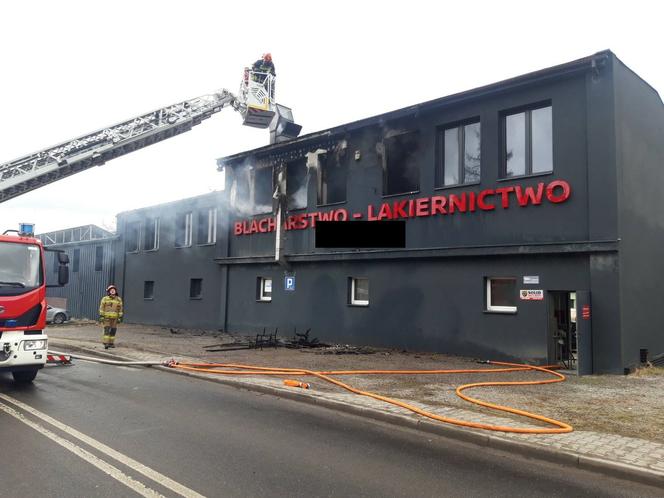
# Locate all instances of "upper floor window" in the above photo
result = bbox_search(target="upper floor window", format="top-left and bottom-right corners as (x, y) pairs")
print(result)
(72, 249), (80, 273)
(253, 166), (273, 215)
(197, 208), (217, 245)
(383, 131), (420, 196)
(317, 151), (347, 205)
(503, 105), (552, 178)
(175, 212), (193, 248)
(94, 246), (103, 271)
(286, 157), (308, 210)
(125, 222), (140, 253)
(437, 121), (481, 187)
(143, 218), (159, 251)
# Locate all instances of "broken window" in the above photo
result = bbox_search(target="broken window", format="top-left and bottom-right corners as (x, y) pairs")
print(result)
(175, 212), (193, 247)
(197, 208), (217, 245)
(383, 131), (420, 196)
(286, 157), (308, 210)
(143, 218), (159, 251)
(125, 222), (140, 252)
(318, 152), (347, 205)
(253, 166), (273, 214)
(437, 121), (481, 187)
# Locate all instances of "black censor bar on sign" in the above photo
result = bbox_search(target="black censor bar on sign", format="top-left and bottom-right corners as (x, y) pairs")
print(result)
(315, 221), (406, 249)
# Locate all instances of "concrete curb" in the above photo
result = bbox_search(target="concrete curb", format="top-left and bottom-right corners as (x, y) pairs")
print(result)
(49, 341), (664, 489)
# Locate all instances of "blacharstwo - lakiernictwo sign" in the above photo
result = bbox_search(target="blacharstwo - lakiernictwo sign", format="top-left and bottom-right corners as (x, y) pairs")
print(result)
(233, 180), (572, 236)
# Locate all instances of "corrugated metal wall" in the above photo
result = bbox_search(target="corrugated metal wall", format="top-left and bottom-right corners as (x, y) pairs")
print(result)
(45, 239), (116, 319)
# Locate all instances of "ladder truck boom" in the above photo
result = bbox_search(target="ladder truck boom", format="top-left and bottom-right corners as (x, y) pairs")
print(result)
(0, 89), (242, 203)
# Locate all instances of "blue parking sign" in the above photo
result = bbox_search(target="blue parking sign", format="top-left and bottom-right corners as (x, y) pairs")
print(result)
(284, 276), (296, 291)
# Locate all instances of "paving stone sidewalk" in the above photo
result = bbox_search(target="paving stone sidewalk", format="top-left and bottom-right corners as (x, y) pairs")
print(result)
(47, 330), (664, 487)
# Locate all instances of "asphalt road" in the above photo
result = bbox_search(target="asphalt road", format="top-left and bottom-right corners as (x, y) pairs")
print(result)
(0, 361), (661, 498)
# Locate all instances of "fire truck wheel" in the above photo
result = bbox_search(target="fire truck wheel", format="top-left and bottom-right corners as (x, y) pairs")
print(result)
(12, 369), (38, 383)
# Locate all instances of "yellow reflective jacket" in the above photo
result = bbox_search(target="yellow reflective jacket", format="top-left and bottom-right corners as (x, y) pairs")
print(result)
(99, 295), (123, 319)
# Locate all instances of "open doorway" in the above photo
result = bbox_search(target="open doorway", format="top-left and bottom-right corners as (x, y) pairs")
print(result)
(548, 291), (577, 371)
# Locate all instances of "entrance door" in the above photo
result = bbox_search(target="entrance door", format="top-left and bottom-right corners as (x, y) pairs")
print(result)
(548, 291), (577, 371)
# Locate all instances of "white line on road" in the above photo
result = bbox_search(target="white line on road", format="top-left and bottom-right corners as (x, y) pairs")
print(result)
(0, 401), (164, 498)
(0, 393), (206, 498)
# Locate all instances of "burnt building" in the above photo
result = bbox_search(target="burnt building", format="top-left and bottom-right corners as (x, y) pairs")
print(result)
(119, 51), (664, 374)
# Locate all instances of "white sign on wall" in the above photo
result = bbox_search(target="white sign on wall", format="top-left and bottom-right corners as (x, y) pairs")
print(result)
(520, 289), (544, 300)
(523, 276), (540, 285)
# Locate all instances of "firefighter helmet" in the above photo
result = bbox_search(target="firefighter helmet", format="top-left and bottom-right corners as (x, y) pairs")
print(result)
(106, 284), (118, 294)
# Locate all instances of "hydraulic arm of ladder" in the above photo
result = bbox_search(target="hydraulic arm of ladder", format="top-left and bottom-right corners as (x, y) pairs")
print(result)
(0, 89), (241, 203)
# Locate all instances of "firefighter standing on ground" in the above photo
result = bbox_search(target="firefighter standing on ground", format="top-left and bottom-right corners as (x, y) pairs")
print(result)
(99, 285), (123, 349)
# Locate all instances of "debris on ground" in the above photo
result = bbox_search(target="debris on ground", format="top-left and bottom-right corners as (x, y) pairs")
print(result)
(305, 345), (381, 355)
(204, 327), (329, 351)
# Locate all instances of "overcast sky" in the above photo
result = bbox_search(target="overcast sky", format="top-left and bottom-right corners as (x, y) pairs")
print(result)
(0, 0), (661, 234)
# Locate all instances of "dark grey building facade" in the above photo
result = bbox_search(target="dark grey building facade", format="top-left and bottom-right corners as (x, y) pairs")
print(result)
(40, 225), (117, 319)
(116, 51), (664, 374)
(114, 193), (223, 329)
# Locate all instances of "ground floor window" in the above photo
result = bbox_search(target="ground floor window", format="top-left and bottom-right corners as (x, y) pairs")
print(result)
(189, 278), (202, 299)
(144, 281), (154, 300)
(257, 277), (272, 302)
(486, 277), (517, 312)
(350, 277), (369, 306)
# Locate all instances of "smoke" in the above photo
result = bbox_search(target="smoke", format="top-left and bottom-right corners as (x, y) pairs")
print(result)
(289, 183), (308, 210)
(227, 161), (273, 216)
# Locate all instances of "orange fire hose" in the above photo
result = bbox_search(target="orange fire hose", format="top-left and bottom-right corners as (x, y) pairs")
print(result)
(167, 360), (572, 434)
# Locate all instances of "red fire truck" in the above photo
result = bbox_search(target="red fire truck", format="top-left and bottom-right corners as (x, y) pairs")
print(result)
(0, 224), (69, 382)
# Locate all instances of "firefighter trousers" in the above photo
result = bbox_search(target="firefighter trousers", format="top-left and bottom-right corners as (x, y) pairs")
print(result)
(101, 318), (119, 347)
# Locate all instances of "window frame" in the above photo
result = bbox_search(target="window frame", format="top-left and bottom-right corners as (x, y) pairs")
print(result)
(501, 103), (553, 179)
(175, 212), (193, 248)
(486, 277), (518, 313)
(349, 277), (369, 307)
(436, 118), (481, 189)
(257, 277), (272, 302)
(197, 208), (217, 246)
(143, 218), (160, 251)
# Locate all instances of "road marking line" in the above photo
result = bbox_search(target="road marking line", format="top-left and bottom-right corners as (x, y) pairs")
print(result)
(0, 394), (205, 498)
(0, 401), (164, 498)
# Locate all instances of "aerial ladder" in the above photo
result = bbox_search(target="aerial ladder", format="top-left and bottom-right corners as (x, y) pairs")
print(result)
(0, 69), (289, 203)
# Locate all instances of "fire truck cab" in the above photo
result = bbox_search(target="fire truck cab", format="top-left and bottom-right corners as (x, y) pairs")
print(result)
(0, 224), (69, 382)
